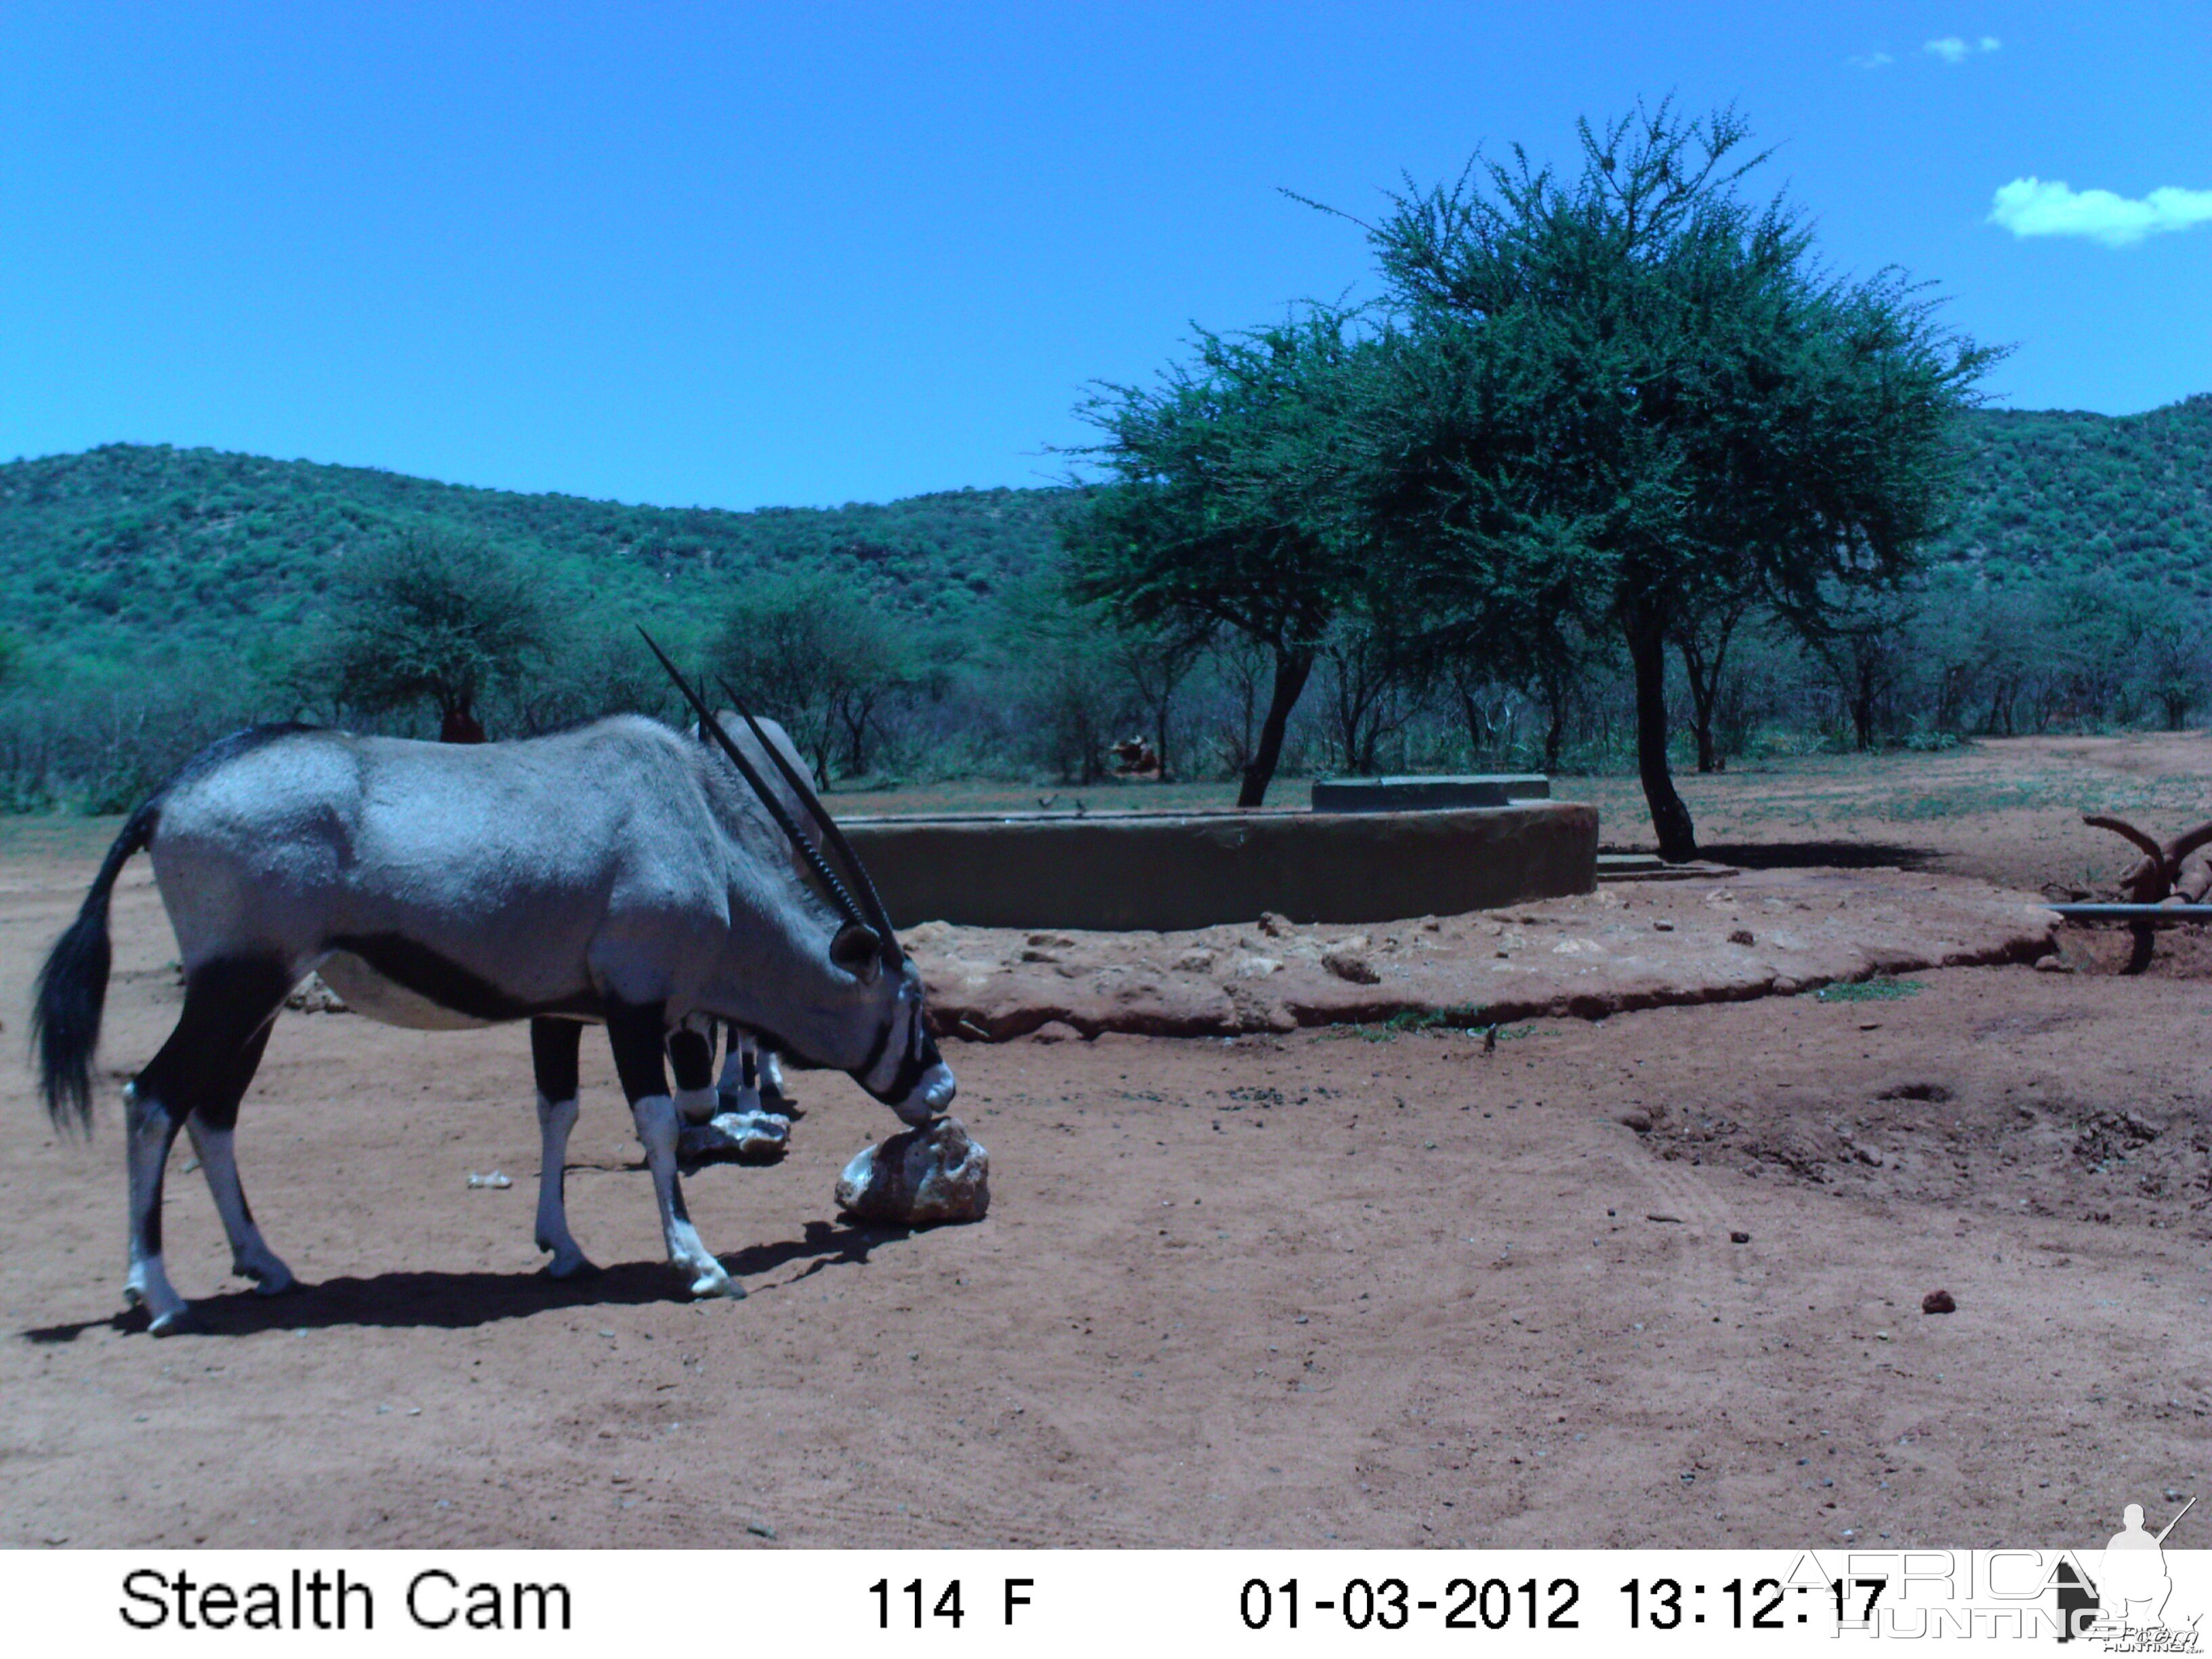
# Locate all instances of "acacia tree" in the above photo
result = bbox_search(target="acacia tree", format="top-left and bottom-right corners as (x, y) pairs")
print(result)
(714, 568), (912, 785)
(321, 530), (550, 741)
(1063, 310), (1369, 806)
(1108, 616), (1210, 781)
(1345, 102), (1995, 857)
(1673, 594), (1753, 773)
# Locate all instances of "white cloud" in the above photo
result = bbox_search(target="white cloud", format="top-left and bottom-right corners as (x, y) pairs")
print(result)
(1923, 35), (2001, 63)
(1989, 177), (2212, 247)
(1847, 50), (1893, 69)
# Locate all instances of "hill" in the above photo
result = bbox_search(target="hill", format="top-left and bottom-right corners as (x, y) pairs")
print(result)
(1932, 393), (2212, 592)
(0, 444), (1071, 672)
(1, 393), (2208, 675)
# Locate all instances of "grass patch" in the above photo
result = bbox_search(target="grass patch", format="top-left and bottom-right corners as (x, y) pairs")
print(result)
(1322, 1009), (1540, 1043)
(1809, 975), (1924, 1003)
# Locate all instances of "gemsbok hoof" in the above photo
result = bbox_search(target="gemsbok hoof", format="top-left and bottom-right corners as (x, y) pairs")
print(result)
(147, 1306), (197, 1337)
(541, 1253), (599, 1281)
(241, 1261), (297, 1296)
(688, 1264), (744, 1300)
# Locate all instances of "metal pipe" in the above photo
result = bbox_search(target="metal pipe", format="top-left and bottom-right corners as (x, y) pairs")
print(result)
(2049, 903), (2212, 921)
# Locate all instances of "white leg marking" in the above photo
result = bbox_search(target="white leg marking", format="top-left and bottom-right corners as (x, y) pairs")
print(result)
(629, 1093), (738, 1298)
(186, 1122), (294, 1294)
(122, 1083), (189, 1334)
(534, 1094), (595, 1277)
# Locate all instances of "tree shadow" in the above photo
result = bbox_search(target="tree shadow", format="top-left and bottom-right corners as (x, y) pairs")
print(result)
(1695, 841), (1936, 872)
(18, 1219), (907, 1344)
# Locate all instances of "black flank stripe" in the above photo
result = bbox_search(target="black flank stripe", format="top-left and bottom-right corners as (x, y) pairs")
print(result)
(327, 934), (599, 1023)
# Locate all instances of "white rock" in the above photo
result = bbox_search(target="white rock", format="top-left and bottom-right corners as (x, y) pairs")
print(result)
(836, 1117), (990, 1227)
(677, 1109), (790, 1168)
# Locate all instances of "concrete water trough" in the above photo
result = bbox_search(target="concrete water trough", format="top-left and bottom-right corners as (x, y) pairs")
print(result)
(838, 779), (1597, 933)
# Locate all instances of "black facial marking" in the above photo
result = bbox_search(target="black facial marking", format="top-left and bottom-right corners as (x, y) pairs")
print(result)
(327, 933), (599, 1023)
(531, 1017), (583, 1103)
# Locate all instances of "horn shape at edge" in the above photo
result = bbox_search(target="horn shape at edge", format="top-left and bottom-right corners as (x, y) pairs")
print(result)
(636, 628), (869, 934)
(716, 676), (905, 968)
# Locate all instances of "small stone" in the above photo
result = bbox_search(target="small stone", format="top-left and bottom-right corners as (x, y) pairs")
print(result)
(1258, 912), (1294, 939)
(836, 1117), (990, 1227)
(1730, 1231), (1751, 1244)
(1729, 928), (1756, 946)
(466, 1170), (512, 1189)
(1618, 1110), (1652, 1133)
(2034, 956), (2072, 975)
(1855, 1145), (1885, 1168)
(1922, 1288), (1957, 1315)
(1322, 947), (1381, 985)
(745, 1521), (777, 1540)
(1027, 1021), (1082, 1044)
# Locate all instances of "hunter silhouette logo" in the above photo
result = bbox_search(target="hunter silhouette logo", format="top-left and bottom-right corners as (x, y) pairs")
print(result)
(2065, 1494), (2199, 1648)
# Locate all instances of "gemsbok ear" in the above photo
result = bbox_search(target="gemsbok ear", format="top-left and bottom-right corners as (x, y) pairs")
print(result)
(831, 921), (885, 981)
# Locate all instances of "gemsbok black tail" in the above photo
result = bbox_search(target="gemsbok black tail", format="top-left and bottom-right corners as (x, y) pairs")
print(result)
(32, 798), (160, 1132)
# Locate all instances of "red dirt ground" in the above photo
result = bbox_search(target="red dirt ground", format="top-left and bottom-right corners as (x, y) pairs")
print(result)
(3, 735), (2209, 1549)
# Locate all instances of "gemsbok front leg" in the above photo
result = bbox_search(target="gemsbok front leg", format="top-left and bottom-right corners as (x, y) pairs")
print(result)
(529, 1017), (596, 1278)
(605, 1002), (738, 1299)
(125, 959), (293, 1334)
(666, 1017), (720, 1126)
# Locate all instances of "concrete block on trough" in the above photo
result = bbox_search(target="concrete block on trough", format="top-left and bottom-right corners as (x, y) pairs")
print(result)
(1310, 774), (1549, 811)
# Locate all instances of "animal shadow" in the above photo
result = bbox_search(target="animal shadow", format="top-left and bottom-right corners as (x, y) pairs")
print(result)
(1698, 840), (1933, 872)
(19, 1219), (907, 1343)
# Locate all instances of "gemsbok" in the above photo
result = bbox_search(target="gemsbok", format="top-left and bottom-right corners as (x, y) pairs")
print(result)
(31, 636), (951, 1332)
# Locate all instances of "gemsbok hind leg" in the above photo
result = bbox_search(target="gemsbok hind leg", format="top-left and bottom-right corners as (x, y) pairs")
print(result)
(606, 1002), (739, 1299)
(125, 959), (292, 1334)
(714, 1025), (760, 1115)
(184, 1018), (295, 1295)
(529, 1017), (596, 1279)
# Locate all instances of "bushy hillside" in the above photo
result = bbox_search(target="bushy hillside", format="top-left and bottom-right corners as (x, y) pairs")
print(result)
(5, 394), (2208, 676)
(1931, 393), (2212, 592)
(0, 444), (1070, 670)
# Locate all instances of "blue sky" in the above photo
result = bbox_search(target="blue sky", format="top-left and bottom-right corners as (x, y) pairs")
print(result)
(2, 3), (2205, 510)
